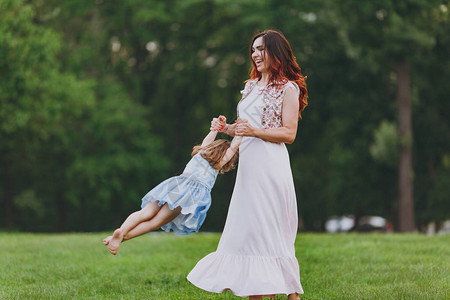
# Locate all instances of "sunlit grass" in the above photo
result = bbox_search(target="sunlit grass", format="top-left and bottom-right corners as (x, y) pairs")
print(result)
(0, 232), (448, 299)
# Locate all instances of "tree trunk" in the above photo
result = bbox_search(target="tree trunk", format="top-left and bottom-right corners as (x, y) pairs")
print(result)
(393, 59), (415, 232)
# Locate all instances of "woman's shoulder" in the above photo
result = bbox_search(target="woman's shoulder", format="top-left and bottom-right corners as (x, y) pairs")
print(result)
(245, 78), (258, 85)
(242, 79), (257, 90)
(284, 81), (300, 97)
(240, 79), (258, 98)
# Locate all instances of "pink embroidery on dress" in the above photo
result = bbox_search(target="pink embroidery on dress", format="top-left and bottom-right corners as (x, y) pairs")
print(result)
(239, 79), (298, 129)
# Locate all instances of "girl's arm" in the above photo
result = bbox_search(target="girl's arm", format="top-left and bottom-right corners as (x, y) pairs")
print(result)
(203, 115), (227, 147)
(200, 130), (218, 147)
(218, 135), (243, 169)
(235, 87), (299, 144)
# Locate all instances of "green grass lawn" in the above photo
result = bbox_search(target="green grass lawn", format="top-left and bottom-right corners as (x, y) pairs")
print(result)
(0, 232), (448, 299)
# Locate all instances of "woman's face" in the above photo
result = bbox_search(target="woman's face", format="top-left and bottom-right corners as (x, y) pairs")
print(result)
(251, 36), (269, 74)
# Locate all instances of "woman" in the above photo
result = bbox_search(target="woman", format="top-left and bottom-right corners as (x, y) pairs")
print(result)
(187, 30), (308, 299)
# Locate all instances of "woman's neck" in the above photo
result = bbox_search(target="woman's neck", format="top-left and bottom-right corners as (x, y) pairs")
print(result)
(258, 72), (269, 86)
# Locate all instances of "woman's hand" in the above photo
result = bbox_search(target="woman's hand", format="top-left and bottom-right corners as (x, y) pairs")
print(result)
(223, 122), (237, 136)
(235, 118), (255, 136)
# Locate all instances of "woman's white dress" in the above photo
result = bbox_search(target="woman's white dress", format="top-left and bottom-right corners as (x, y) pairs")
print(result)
(187, 82), (303, 297)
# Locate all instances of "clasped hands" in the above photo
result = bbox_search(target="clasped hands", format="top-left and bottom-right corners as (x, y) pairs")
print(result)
(210, 115), (256, 137)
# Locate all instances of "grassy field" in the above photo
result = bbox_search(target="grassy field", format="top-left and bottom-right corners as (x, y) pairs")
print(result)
(0, 232), (448, 299)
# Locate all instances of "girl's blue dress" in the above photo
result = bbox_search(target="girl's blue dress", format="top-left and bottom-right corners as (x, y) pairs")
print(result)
(141, 152), (218, 235)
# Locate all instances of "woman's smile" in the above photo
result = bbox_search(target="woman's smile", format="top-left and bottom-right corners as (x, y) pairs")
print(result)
(254, 58), (264, 68)
(252, 36), (267, 73)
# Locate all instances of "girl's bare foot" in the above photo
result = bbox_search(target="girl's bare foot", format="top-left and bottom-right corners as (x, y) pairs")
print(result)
(108, 229), (123, 255)
(103, 235), (112, 245)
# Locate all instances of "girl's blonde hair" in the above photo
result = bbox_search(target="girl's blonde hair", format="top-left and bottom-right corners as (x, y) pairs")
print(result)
(192, 139), (238, 174)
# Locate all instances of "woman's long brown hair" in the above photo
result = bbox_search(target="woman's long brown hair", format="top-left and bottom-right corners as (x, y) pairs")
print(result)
(192, 139), (238, 174)
(249, 30), (308, 118)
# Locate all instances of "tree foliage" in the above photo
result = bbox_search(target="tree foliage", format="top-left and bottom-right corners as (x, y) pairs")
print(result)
(1, 0), (448, 232)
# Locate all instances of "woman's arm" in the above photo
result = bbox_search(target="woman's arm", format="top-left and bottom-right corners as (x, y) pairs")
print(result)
(221, 123), (237, 137)
(235, 87), (299, 144)
(218, 135), (243, 169)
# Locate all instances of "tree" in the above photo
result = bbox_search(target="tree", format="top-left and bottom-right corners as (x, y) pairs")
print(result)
(332, 0), (441, 231)
(0, 0), (94, 228)
(0, 0), (170, 231)
(2, 0), (447, 232)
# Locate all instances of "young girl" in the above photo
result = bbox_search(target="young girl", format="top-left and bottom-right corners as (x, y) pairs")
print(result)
(103, 116), (242, 255)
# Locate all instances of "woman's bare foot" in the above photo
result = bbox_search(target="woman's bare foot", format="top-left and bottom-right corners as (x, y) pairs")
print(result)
(288, 293), (300, 300)
(103, 235), (112, 245)
(108, 229), (123, 255)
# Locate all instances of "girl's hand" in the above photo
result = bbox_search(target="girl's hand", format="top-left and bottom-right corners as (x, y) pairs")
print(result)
(235, 119), (255, 136)
(210, 115), (226, 132)
(218, 115), (227, 132)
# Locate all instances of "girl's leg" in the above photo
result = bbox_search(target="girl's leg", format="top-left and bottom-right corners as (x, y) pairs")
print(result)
(103, 214), (174, 245)
(107, 201), (163, 255)
(108, 203), (182, 254)
(120, 201), (163, 234)
(123, 204), (182, 240)
(103, 203), (182, 245)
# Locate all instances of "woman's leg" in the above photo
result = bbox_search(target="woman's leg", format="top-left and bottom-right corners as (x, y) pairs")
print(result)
(123, 204), (181, 240)
(288, 293), (300, 300)
(107, 201), (163, 254)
